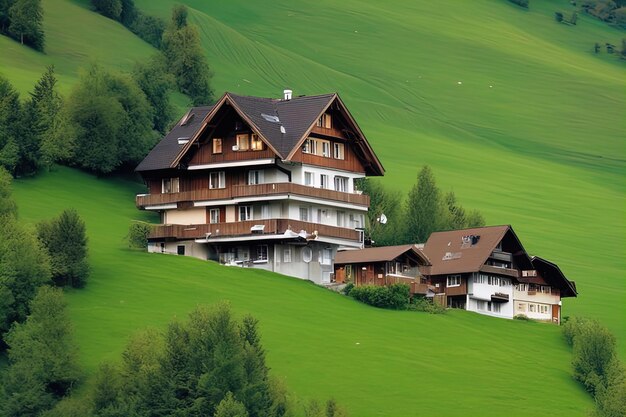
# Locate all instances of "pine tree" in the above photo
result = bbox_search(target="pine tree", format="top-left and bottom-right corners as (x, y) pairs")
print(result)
(0, 74), (22, 175)
(161, 4), (213, 105)
(0, 167), (17, 217)
(214, 392), (249, 417)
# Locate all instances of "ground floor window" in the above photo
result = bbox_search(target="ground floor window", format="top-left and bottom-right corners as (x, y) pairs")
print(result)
(321, 248), (332, 265)
(177, 245), (185, 255)
(283, 247), (292, 263)
(256, 245), (268, 261)
(487, 302), (501, 313)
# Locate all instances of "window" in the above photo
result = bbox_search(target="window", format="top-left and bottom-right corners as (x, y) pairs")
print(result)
(321, 140), (331, 157)
(333, 143), (344, 159)
(239, 205), (252, 221)
(260, 205), (270, 219)
(303, 138), (316, 154)
(488, 302), (501, 313)
(302, 247), (312, 263)
(283, 247), (292, 263)
(251, 134), (264, 150)
(236, 133), (250, 151)
(320, 174), (329, 189)
(516, 302), (527, 312)
(317, 113), (331, 128)
(473, 274), (487, 284)
(321, 248), (332, 265)
(248, 170), (264, 185)
(529, 304), (537, 313)
(304, 171), (314, 186)
(212, 138), (222, 154)
(447, 275), (461, 287)
(476, 300), (486, 311)
(337, 211), (346, 227)
(334, 176), (348, 192)
(256, 245), (268, 261)
(162, 177), (179, 193)
(209, 208), (220, 224)
(517, 283), (528, 292)
(209, 171), (225, 189)
(299, 207), (309, 222)
(177, 245), (185, 255)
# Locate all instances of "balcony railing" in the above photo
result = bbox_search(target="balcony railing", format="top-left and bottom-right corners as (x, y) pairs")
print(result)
(149, 218), (361, 242)
(137, 182), (370, 208)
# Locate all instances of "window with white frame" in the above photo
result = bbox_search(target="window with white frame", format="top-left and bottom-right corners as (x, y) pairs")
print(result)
(333, 143), (344, 160)
(529, 304), (537, 313)
(473, 274), (486, 284)
(209, 171), (225, 189)
(337, 211), (346, 227)
(488, 302), (501, 313)
(540, 304), (549, 314)
(304, 171), (314, 186)
(256, 245), (268, 261)
(209, 208), (220, 224)
(283, 247), (292, 263)
(334, 176), (348, 192)
(162, 177), (179, 193)
(239, 205), (252, 221)
(303, 138), (316, 154)
(476, 300), (486, 311)
(517, 283), (528, 292)
(260, 205), (270, 219)
(248, 170), (264, 185)
(321, 248), (332, 265)
(321, 140), (331, 157)
(320, 174), (329, 189)
(299, 207), (309, 222)
(447, 275), (461, 287)
(212, 138), (222, 154)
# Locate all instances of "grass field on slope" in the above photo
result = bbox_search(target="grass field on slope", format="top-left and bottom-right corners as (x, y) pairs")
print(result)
(134, 0), (625, 356)
(13, 166), (594, 417)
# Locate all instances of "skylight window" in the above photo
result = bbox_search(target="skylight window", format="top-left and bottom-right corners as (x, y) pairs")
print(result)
(261, 113), (280, 123)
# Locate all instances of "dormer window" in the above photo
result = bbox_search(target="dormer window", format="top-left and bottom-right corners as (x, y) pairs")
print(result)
(317, 113), (331, 129)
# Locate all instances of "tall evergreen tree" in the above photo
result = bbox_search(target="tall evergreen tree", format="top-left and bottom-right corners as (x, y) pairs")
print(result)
(357, 178), (404, 246)
(0, 74), (22, 175)
(0, 215), (51, 342)
(38, 209), (89, 288)
(0, 167), (17, 217)
(161, 4), (213, 105)
(8, 0), (44, 50)
(0, 0), (15, 33)
(1, 286), (81, 417)
(405, 165), (443, 243)
(132, 55), (175, 134)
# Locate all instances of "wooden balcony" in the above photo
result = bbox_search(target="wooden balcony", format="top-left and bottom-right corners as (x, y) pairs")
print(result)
(149, 218), (362, 242)
(136, 182), (370, 209)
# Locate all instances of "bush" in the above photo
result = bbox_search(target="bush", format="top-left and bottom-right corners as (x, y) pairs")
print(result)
(514, 314), (532, 321)
(349, 284), (410, 310)
(411, 297), (446, 314)
(127, 221), (152, 249)
(342, 282), (354, 295)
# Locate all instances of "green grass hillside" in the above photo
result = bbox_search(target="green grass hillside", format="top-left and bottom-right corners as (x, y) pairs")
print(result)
(13, 166), (594, 417)
(135, 0), (626, 354)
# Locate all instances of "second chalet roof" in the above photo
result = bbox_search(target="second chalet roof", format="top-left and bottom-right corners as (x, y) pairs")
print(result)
(136, 92), (384, 175)
(422, 225), (529, 276)
(335, 245), (430, 265)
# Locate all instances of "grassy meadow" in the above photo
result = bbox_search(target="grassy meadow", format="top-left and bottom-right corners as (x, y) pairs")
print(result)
(13, 166), (594, 417)
(3, 0), (625, 415)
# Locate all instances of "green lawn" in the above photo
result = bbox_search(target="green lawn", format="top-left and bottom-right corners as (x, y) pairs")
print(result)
(14, 166), (594, 417)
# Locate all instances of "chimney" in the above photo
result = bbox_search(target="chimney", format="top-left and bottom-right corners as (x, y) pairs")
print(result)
(283, 89), (292, 100)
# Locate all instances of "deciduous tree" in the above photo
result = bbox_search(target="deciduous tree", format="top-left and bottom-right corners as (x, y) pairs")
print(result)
(8, 0), (44, 50)
(132, 55), (175, 134)
(405, 165), (443, 243)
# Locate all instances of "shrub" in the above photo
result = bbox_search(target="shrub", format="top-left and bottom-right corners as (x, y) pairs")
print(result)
(411, 297), (446, 314)
(349, 284), (410, 310)
(342, 282), (354, 295)
(514, 314), (532, 321)
(509, 0), (529, 8)
(127, 221), (153, 249)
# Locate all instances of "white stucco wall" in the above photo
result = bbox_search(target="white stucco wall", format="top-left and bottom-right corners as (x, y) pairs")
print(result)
(467, 273), (514, 319)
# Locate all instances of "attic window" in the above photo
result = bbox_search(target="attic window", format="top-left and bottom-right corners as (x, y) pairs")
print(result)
(180, 111), (194, 126)
(317, 113), (331, 129)
(261, 113), (280, 123)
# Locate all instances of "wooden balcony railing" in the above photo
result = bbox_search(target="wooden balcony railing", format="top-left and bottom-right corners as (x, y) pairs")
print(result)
(136, 182), (369, 208)
(149, 218), (361, 242)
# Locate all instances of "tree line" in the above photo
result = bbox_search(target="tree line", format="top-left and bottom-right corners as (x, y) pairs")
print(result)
(360, 165), (485, 246)
(0, 0), (44, 51)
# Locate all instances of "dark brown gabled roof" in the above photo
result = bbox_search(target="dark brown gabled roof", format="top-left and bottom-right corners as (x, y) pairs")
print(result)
(136, 92), (384, 175)
(531, 256), (578, 298)
(335, 244), (430, 265)
(422, 225), (532, 276)
(136, 106), (214, 172)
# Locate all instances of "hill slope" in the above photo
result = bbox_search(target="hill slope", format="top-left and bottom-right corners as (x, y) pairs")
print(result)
(133, 0), (626, 354)
(13, 166), (593, 417)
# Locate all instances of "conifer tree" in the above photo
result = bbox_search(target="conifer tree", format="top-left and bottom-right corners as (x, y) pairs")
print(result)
(405, 165), (443, 243)
(0, 74), (22, 175)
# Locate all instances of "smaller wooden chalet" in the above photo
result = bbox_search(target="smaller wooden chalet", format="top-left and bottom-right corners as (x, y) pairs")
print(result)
(421, 225), (577, 323)
(334, 245), (432, 295)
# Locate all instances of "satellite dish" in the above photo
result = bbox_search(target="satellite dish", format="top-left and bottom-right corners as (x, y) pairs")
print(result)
(379, 214), (388, 224)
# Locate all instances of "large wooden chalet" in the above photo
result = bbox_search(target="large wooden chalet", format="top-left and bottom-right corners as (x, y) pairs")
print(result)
(135, 90), (384, 284)
(420, 225), (577, 323)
